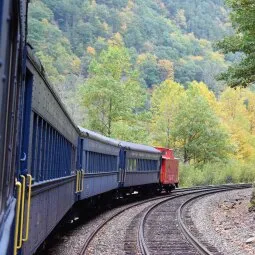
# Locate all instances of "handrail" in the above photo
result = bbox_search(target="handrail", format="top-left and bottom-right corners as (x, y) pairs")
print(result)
(23, 174), (32, 241)
(80, 170), (84, 192)
(17, 175), (25, 249)
(76, 170), (84, 193)
(13, 180), (22, 255)
(14, 174), (33, 254)
(76, 170), (80, 193)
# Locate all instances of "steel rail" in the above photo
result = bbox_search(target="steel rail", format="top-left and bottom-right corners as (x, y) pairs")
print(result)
(79, 187), (218, 255)
(138, 183), (251, 255)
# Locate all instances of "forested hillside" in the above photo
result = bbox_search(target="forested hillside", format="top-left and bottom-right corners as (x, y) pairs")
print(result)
(28, 0), (231, 98)
(28, 0), (255, 186)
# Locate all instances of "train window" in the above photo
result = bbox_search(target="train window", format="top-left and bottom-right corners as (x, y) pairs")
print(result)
(82, 150), (117, 174)
(129, 159), (132, 171)
(129, 159), (133, 171)
(30, 113), (73, 182)
(148, 160), (151, 171)
(144, 160), (148, 171)
(140, 159), (143, 171)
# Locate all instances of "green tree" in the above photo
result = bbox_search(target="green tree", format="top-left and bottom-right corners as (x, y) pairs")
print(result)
(80, 45), (146, 137)
(217, 0), (255, 87)
(150, 80), (185, 147)
(171, 85), (230, 164)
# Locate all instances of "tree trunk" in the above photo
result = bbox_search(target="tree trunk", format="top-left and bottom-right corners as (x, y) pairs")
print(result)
(108, 99), (112, 137)
(184, 147), (189, 164)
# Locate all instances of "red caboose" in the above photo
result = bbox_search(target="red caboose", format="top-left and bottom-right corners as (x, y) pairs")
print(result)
(156, 147), (179, 192)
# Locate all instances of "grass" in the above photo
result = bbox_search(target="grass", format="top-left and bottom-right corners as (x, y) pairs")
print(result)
(179, 160), (255, 187)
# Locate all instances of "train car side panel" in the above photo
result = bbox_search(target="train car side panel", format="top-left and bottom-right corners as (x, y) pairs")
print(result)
(78, 130), (120, 199)
(23, 178), (75, 254)
(156, 147), (179, 189)
(121, 143), (162, 189)
(20, 50), (79, 254)
(165, 159), (179, 184)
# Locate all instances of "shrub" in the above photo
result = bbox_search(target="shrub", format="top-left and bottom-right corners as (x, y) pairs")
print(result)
(179, 160), (255, 187)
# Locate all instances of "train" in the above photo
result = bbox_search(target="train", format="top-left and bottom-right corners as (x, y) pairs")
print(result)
(0, 1), (179, 255)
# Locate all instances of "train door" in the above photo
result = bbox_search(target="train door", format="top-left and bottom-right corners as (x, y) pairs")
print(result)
(118, 148), (126, 186)
(75, 137), (84, 198)
(13, 69), (33, 255)
(19, 69), (33, 177)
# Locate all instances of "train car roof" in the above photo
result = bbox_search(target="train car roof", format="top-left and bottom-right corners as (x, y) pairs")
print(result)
(120, 141), (161, 154)
(78, 126), (120, 147)
(26, 45), (79, 133)
(79, 127), (160, 154)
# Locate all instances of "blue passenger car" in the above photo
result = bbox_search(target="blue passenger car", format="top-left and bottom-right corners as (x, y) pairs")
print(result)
(119, 141), (162, 192)
(0, 0), (28, 254)
(20, 47), (79, 255)
(78, 127), (121, 199)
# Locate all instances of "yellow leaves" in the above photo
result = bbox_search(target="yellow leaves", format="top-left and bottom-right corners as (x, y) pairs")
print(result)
(208, 52), (225, 63)
(87, 46), (96, 56)
(102, 22), (109, 32)
(217, 87), (255, 161)
(199, 39), (210, 48)
(219, 87), (248, 122)
(41, 18), (49, 25)
(150, 80), (255, 162)
(108, 33), (124, 46)
(158, 60), (174, 80)
(136, 53), (156, 64)
(126, 0), (135, 10)
(71, 57), (81, 73)
(243, 90), (255, 135)
(150, 80), (185, 147)
(188, 55), (204, 61)
(229, 124), (255, 160)
(189, 81), (218, 110)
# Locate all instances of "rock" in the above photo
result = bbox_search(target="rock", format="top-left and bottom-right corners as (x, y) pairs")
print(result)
(245, 236), (255, 244)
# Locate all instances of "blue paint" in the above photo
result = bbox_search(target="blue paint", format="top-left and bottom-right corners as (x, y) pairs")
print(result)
(20, 70), (33, 175)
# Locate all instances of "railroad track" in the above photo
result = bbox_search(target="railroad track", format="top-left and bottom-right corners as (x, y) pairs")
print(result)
(139, 183), (251, 255)
(79, 184), (251, 255)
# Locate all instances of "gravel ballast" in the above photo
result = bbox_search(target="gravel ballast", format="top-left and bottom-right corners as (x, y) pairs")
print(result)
(191, 188), (255, 255)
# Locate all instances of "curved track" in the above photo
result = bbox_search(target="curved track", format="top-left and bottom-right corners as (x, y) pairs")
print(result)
(80, 184), (251, 255)
(139, 184), (250, 255)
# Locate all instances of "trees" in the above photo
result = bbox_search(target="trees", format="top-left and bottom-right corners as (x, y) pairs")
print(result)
(217, 0), (255, 87)
(171, 85), (230, 164)
(150, 80), (185, 147)
(80, 45), (146, 137)
(218, 88), (255, 160)
(29, 0), (231, 94)
(163, 0), (230, 40)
